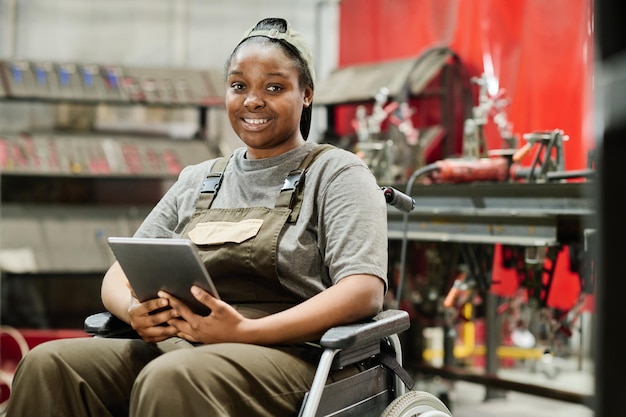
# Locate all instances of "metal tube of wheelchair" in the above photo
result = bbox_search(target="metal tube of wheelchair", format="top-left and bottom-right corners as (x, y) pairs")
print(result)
(299, 348), (340, 417)
(389, 333), (407, 397)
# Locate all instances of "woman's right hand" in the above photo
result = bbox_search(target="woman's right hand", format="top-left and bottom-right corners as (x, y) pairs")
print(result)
(127, 296), (180, 343)
(102, 261), (179, 342)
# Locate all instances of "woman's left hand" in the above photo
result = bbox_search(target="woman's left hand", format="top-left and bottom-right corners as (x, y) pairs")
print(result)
(158, 286), (249, 344)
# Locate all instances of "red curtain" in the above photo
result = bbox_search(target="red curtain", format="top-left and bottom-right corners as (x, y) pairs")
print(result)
(338, 0), (595, 170)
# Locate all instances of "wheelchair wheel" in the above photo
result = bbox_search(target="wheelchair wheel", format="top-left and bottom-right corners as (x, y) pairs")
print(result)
(380, 390), (452, 417)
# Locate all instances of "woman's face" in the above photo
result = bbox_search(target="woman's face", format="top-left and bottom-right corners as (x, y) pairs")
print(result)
(226, 41), (313, 159)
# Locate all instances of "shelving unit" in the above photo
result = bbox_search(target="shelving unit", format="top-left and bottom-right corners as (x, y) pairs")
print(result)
(0, 59), (225, 328)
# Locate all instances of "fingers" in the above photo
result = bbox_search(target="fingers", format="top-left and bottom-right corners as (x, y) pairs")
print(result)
(139, 323), (179, 343)
(191, 285), (219, 309)
(166, 318), (195, 342)
(127, 298), (180, 343)
(157, 291), (198, 322)
(130, 297), (170, 317)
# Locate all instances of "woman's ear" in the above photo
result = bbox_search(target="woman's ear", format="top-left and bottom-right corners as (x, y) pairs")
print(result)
(303, 87), (313, 108)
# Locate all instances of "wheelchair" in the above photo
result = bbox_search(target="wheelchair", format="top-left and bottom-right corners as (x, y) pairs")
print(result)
(85, 308), (452, 417)
(84, 186), (452, 416)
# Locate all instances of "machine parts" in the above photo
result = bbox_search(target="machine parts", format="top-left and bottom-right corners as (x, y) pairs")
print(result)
(0, 59), (224, 106)
(352, 87), (420, 182)
(404, 129), (593, 185)
(462, 72), (516, 158)
(316, 47), (473, 183)
(0, 133), (211, 177)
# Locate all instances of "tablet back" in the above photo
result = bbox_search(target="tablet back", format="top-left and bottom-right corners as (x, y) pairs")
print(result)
(107, 237), (219, 316)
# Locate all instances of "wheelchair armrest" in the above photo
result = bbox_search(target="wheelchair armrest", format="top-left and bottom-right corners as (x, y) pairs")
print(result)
(85, 309), (410, 345)
(84, 311), (139, 338)
(319, 309), (410, 350)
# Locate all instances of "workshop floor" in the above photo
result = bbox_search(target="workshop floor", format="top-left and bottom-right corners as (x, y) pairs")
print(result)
(448, 382), (593, 417)
(415, 357), (594, 417)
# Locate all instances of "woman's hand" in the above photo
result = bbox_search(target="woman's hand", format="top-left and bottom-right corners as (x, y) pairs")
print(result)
(159, 286), (250, 344)
(127, 293), (180, 343)
(155, 274), (384, 346)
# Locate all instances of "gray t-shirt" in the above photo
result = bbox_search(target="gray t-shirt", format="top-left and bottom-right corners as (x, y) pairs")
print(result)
(134, 142), (388, 299)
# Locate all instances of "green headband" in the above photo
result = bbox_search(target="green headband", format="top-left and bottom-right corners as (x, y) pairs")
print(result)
(239, 24), (316, 85)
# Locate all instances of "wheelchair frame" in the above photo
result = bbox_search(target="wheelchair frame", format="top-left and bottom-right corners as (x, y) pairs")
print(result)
(85, 309), (452, 417)
(298, 309), (408, 417)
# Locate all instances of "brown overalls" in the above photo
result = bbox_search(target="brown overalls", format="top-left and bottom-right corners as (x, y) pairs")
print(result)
(181, 145), (332, 317)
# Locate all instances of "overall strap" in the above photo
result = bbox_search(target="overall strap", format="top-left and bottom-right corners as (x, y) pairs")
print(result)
(276, 144), (335, 223)
(197, 156), (230, 210)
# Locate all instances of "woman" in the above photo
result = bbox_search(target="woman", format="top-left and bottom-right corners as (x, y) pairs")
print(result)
(6, 17), (388, 417)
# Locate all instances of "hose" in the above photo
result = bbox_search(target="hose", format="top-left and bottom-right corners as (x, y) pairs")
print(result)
(394, 163), (440, 309)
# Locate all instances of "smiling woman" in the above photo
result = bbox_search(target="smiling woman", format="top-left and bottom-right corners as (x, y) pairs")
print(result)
(225, 18), (315, 159)
(6, 17), (389, 417)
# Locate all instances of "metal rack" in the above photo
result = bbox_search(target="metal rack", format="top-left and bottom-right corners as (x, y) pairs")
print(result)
(388, 181), (596, 406)
(0, 60), (225, 328)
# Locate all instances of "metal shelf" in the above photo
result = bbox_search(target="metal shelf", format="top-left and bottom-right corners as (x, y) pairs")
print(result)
(0, 204), (152, 273)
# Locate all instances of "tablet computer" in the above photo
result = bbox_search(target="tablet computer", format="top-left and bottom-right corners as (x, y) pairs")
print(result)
(107, 237), (219, 316)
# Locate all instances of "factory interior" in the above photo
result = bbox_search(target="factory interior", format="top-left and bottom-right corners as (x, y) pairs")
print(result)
(0, 0), (624, 416)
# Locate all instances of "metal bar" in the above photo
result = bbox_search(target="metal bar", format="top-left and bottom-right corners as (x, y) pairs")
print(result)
(388, 333), (406, 397)
(484, 292), (506, 401)
(299, 348), (339, 417)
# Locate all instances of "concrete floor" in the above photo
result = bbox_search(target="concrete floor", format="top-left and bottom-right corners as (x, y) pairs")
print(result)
(414, 357), (594, 417)
(449, 382), (593, 417)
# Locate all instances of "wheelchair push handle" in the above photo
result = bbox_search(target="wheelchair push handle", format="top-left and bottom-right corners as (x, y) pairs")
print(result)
(382, 186), (415, 213)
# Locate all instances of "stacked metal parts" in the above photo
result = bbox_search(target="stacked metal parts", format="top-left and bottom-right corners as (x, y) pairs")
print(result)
(0, 60), (223, 104)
